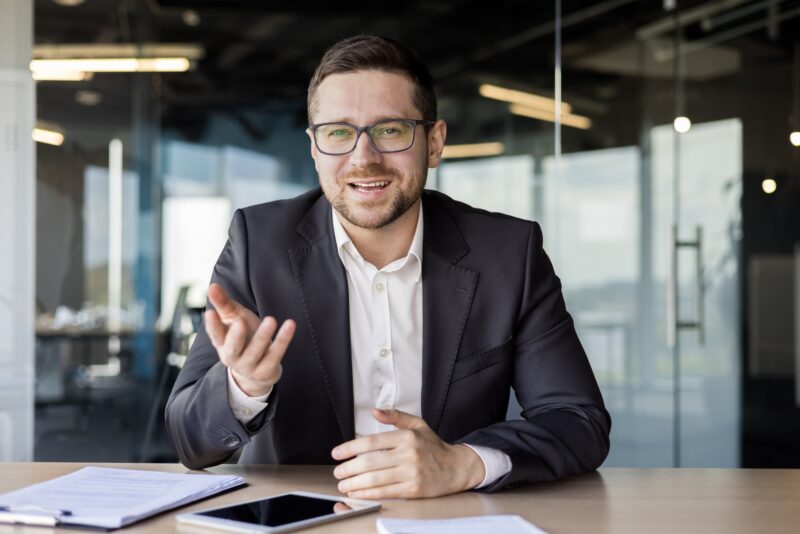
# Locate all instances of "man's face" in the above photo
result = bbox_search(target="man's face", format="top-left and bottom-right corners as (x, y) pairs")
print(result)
(307, 70), (446, 230)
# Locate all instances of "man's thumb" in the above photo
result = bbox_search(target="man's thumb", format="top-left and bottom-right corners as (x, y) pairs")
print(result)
(372, 408), (424, 429)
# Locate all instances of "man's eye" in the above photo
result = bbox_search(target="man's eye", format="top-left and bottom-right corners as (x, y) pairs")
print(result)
(327, 129), (353, 138)
(376, 127), (400, 136)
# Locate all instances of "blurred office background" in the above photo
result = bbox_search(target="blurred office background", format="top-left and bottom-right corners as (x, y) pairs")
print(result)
(1, 0), (799, 467)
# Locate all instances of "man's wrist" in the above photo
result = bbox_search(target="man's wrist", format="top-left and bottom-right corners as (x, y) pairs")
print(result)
(453, 444), (486, 490)
(230, 369), (273, 397)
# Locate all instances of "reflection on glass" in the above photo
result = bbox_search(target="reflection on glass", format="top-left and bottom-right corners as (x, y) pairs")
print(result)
(199, 495), (341, 527)
(436, 155), (534, 220)
(651, 119), (741, 467)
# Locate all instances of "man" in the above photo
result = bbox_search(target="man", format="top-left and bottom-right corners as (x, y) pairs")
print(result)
(166, 35), (610, 499)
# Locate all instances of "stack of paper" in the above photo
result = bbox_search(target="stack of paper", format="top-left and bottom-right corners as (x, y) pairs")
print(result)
(0, 466), (245, 529)
(377, 515), (548, 534)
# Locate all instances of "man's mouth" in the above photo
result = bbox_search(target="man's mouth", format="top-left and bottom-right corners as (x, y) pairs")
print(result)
(348, 180), (390, 193)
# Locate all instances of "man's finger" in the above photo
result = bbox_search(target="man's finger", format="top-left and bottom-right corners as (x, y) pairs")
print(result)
(258, 319), (296, 368)
(337, 466), (403, 494)
(332, 503), (351, 513)
(238, 316), (278, 367)
(204, 309), (227, 348)
(220, 319), (248, 367)
(208, 283), (245, 320)
(346, 482), (411, 500)
(332, 430), (405, 460)
(333, 449), (396, 480)
(371, 408), (427, 430)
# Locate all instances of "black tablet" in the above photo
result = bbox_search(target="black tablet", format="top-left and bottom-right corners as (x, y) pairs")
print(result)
(175, 491), (381, 533)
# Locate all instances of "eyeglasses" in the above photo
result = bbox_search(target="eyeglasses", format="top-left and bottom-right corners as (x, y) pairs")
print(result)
(309, 118), (435, 155)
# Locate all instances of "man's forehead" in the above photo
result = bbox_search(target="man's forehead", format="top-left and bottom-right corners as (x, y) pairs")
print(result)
(313, 70), (418, 122)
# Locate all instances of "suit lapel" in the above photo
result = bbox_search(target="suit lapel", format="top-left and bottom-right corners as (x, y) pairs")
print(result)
(288, 195), (355, 442)
(420, 193), (478, 433)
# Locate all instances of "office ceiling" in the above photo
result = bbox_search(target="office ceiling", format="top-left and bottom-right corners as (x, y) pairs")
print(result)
(33, 0), (800, 149)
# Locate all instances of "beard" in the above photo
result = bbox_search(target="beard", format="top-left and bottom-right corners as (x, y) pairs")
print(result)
(327, 162), (426, 230)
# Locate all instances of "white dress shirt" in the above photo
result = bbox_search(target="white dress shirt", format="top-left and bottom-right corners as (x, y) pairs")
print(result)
(227, 206), (512, 488)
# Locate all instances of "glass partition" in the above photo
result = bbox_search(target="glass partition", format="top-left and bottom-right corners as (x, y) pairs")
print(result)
(26, 1), (800, 467)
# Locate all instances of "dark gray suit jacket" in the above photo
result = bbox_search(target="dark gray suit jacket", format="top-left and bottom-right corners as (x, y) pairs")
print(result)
(165, 188), (610, 492)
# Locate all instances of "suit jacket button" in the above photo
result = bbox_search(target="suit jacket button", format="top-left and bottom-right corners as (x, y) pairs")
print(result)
(223, 435), (241, 447)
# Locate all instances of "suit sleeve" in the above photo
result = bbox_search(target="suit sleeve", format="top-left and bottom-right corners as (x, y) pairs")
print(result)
(457, 222), (611, 491)
(164, 209), (279, 470)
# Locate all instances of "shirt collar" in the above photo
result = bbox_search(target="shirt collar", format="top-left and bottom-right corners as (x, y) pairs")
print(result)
(331, 205), (424, 282)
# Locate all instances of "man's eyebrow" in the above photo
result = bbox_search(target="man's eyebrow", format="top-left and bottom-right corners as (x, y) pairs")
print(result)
(315, 115), (412, 125)
(312, 117), (354, 124)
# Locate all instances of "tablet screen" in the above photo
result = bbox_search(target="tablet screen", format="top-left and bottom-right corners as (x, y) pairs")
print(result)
(196, 494), (347, 527)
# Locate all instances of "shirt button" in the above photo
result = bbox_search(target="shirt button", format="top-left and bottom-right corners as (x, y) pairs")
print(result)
(242, 408), (253, 416)
(375, 282), (385, 291)
(379, 348), (389, 358)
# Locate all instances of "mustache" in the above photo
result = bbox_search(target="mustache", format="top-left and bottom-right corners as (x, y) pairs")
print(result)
(338, 163), (400, 182)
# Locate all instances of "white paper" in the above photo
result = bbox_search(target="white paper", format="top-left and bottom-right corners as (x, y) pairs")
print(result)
(377, 515), (548, 534)
(0, 466), (244, 529)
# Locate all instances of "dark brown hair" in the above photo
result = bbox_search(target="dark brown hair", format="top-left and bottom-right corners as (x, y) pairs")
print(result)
(307, 35), (437, 123)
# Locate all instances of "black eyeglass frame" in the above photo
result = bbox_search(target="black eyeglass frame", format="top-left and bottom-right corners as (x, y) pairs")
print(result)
(308, 118), (436, 155)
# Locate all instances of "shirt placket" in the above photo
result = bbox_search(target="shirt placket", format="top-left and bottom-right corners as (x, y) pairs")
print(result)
(371, 270), (396, 433)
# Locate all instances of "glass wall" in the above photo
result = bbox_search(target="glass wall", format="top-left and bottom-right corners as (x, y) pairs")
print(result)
(25, 0), (800, 466)
(0, 0), (35, 462)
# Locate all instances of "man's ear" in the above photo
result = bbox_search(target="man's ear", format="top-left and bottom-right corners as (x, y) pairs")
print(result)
(427, 119), (447, 169)
(306, 128), (319, 172)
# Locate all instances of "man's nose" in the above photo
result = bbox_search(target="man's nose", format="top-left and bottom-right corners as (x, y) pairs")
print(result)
(347, 130), (382, 166)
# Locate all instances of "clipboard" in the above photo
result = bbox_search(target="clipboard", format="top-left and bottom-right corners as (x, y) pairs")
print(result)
(0, 466), (246, 530)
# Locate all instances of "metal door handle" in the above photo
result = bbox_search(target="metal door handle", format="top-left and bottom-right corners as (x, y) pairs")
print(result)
(667, 224), (705, 348)
(694, 226), (704, 344)
(667, 225), (678, 349)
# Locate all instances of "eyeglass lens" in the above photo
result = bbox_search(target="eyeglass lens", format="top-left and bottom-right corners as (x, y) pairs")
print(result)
(315, 120), (415, 154)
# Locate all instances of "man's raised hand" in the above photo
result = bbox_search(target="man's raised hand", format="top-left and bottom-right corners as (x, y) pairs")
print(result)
(204, 283), (296, 396)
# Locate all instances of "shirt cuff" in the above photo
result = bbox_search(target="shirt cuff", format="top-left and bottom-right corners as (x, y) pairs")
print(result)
(226, 368), (271, 424)
(462, 444), (513, 489)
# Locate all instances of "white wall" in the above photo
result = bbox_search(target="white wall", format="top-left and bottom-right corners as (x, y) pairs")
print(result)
(0, 0), (34, 461)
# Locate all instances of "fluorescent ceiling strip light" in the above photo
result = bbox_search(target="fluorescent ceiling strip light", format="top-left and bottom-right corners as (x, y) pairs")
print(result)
(442, 142), (505, 159)
(137, 58), (192, 71)
(509, 104), (592, 130)
(32, 128), (64, 146)
(32, 70), (92, 81)
(34, 43), (204, 60)
(480, 83), (572, 114)
(30, 57), (191, 74)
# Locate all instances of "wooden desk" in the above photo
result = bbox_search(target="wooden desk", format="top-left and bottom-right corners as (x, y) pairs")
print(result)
(1, 463), (798, 533)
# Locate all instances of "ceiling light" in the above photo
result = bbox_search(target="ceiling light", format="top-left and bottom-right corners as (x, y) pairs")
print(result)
(75, 90), (102, 106)
(32, 70), (92, 81)
(30, 44), (202, 81)
(182, 10), (201, 27)
(673, 116), (692, 134)
(761, 178), (777, 194)
(30, 57), (191, 75)
(136, 58), (192, 72)
(33, 128), (64, 146)
(509, 104), (592, 130)
(34, 43), (204, 60)
(442, 142), (505, 159)
(480, 84), (572, 114)
(52, 0), (85, 6)
(790, 131), (800, 147)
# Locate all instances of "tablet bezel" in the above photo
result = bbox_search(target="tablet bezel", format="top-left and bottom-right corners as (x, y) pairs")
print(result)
(175, 491), (381, 533)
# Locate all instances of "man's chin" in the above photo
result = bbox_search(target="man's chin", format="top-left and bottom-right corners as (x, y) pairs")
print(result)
(329, 186), (420, 231)
(341, 210), (395, 230)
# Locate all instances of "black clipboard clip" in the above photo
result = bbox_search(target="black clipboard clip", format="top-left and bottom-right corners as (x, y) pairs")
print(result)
(0, 504), (73, 526)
